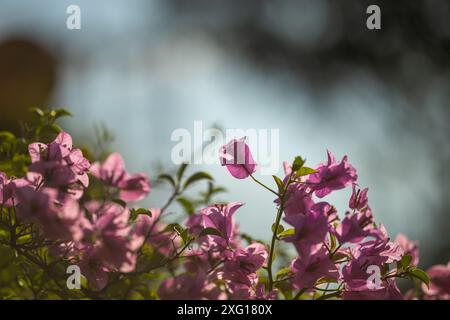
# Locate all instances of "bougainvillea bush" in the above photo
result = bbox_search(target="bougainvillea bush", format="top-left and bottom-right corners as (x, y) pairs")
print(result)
(0, 109), (449, 300)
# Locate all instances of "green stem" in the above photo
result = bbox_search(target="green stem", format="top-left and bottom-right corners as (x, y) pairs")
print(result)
(293, 288), (308, 300)
(267, 204), (284, 291)
(266, 173), (294, 292)
(248, 173), (280, 197)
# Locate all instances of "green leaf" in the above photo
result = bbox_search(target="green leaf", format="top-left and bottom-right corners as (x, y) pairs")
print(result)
(199, 227), (223, 238)
(36, 123), (62, 137)
(177, 163), (189, 181)
(409, 268), (430, 287)
(0, 131), (15, 141)
(180, 229), (191, 245)
(329, 233), (337, 252)
(278, 228), (295, 238)
(272, 175), (284, 194)
(177, 197), (195, 215)
(296, 166), (317, 177)
(315, 277), (339, 286)
(397, 254), (412, 270)
(50, 108), (73, 119)
(276, 267), (292, 280)
(112, 199), (127, 208)
(332, 252), (348, 262)
(163, 223), (184, 234)
(130, 208), (152, 220)
(292, 156), (305, 172)
(183, 172), (213, 190)
(158, 174), (176, 188)
(272, 223), (285, 235)
(29, 107), (44, 117)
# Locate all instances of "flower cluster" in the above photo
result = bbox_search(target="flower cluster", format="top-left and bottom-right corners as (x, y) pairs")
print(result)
(0, 110), (448, 300)
(157, 138), (449, 300)
(159, 202), (271, 300)
(1, 132), (151, 291)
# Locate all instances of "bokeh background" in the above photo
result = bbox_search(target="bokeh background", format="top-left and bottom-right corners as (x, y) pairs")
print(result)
(0, 0), (449, 270)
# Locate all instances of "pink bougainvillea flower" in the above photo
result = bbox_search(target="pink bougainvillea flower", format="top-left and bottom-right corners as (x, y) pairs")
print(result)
(216, 243), (268, 299)
(183, 247), (217, 273)
(290, 245), (339, 290)
(333, 210), (382, 244)
(28, 131), (72, 163)
(342, 278), (404, 300)
(283, 161), (292, 176)
(422, 262), (450, 300)
(90, 152), (126, 186)
(255, 283), (277, 300)
(79, 246), (110, 290)
(306, 150), (357, 198)
(219, 138), (257, 179)
(282, 184), (315, 216)
(117, 173), (150, 202)
(28, 161), (75, 187)
(349, 184), (369, 210)
(341, 258), (403, 300)
(0, 172), (25, 206)
(40, 196), (88, 242)
(0, 171), (9, 204)
(283, 203), (329, 246)
(128, 214), (153, 250)
(84, 203), (138, 273)
(188, 202), (243, 249)
(352, 238), (404, 266)
(158, 272), (223, 300)
(312, 201), (338, 223)
(132, 208), (179, 255)
(14, 186), (54, 222)
(15, 187), (88, 241)
(223, 243), (268, 275)
(28, 132), (90, 188)
(48, 131), (73, 159)
(395, 234), (419, 266)
(66, 148), (90, 187)
(90, 152), (150, 202)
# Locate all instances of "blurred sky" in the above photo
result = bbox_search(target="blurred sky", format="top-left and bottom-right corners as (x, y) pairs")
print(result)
(0, 0), (449, 267)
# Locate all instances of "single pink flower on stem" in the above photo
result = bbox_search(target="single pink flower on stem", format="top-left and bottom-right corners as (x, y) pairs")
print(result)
(306, 150), (357, 198)
(219, 138), (257, 179)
